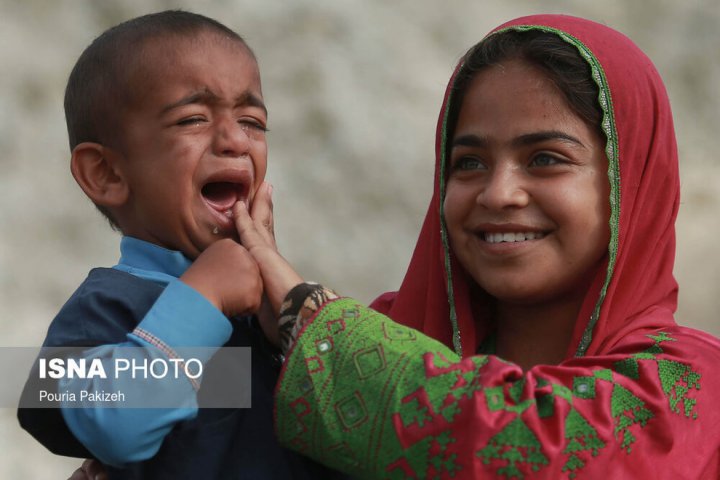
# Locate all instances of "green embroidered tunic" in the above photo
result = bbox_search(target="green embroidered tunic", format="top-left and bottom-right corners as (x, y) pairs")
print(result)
(276, 298), (716, 479)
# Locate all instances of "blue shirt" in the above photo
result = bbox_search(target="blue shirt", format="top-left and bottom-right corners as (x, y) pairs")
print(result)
(62, 236), (233, 466)
(20, 236), (344, 479)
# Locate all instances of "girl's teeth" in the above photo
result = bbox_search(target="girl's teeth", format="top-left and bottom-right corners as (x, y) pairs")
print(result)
(484, 232), (544, 243)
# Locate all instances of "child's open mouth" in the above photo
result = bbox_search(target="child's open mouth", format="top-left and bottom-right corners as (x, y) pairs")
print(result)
(202, 182), (247, 215)
(200, 169), (253, 229)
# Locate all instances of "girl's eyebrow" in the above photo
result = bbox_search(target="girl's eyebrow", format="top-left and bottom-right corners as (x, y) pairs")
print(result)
(452, 134), (488, 149)
(512, 131), (587, 149)
(452, 131), (587, 149)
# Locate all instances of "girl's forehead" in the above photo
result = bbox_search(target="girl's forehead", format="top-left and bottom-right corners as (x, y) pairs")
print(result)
(458, 61), (576, 129)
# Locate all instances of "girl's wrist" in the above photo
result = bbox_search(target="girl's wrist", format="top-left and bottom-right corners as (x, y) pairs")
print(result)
(277, 282), (338, 355)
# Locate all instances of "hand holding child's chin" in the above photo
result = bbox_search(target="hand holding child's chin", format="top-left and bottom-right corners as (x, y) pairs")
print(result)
(180, 237), (263, 317)
(233, 185), (304, 316)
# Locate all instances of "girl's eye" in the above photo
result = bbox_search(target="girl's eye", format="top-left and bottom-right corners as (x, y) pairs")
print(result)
(530, 154), (561, 167)
(451, 156), (486, 172)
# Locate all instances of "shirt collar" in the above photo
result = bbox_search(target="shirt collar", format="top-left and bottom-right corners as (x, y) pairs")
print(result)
(117, 236), (193, 279)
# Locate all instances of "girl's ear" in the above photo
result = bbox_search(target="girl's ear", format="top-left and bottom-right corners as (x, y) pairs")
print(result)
(70, 142), (130, 208)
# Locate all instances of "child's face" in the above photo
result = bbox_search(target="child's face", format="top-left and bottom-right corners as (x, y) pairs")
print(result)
(111, 32), (267, 258)
(443, 59), (609, 306)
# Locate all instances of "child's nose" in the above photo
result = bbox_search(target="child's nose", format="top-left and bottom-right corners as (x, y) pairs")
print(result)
(477, 166), (529, 210)
(213, 117), (252, 157)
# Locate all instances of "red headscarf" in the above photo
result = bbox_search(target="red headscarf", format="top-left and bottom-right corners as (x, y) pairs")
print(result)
(371, 14), (680, 359)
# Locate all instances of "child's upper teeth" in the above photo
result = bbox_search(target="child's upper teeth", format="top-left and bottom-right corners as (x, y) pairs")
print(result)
(484, 232), (544, 243)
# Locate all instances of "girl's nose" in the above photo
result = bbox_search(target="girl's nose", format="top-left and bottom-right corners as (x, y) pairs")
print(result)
(477, 166), (529, 210)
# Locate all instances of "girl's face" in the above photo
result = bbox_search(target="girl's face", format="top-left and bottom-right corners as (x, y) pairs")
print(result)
(443, 59), (610, 307)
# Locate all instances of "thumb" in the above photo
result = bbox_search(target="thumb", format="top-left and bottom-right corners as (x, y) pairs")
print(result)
(233, 200), (263, 251)
(250, 182), (273, 226)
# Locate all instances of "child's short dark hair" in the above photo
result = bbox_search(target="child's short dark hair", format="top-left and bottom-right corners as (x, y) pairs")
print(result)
(64, 10), (254, 228)
(65, 9), (253, 149)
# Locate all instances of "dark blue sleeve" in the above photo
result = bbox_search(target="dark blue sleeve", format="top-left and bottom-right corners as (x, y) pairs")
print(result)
(18, 268), (164, 458)
(60, 278), (232, 466)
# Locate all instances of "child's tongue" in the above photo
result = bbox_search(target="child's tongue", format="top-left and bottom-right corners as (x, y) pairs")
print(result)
(202, 182), (239, 212)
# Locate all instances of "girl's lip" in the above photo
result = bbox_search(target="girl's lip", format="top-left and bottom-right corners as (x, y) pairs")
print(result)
(473, 222), (548, 233)
(482, 231), (547, 243)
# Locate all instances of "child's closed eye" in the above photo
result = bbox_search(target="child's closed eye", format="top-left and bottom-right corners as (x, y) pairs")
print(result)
(176, 116), (207, 127)
(238, 118), (268, 133)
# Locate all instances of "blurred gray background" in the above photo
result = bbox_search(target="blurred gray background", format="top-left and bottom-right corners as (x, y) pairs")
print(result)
(2, 0), (718, 477)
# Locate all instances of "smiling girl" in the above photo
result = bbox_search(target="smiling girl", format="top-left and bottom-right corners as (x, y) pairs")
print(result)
(236, 14), (720, 479)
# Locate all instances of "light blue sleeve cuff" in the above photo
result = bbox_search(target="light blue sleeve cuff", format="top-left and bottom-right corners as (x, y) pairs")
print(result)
(130, 279), (233, 364)
(62, 405), (197, 467)
(59, 343), (199, 467)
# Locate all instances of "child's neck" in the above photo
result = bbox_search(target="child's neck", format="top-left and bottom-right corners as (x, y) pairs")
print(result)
(493, 298), (580, 371)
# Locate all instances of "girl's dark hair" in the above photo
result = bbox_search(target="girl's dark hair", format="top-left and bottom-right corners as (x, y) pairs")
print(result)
(447, 29), (603, 143)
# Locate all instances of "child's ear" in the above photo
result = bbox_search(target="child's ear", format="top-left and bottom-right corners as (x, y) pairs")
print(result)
(70, 142), (129, 208)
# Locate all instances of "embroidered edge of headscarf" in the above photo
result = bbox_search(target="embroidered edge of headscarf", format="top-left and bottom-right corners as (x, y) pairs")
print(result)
(438, 25), (622, 359)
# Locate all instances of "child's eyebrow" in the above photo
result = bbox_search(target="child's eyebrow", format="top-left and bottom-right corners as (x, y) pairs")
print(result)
(235, 91), (267, 116)
(160, 89), (267, 116)
(160, 89), (217, 114)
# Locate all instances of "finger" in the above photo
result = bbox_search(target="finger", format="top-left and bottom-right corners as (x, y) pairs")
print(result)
(67, 459), (96, 480)
(67, 468), (88, 480)
(250, 181), (273, 216)
(233, 200), (264, 250)
(250, 182), (275, 246)
(86, 461), (109, 480)
(80, 459), (108, 480)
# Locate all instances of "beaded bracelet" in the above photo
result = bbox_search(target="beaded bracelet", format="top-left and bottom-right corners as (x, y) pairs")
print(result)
(278, 282), (338, 355)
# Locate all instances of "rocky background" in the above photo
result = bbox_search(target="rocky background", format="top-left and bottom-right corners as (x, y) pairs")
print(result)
(1, 0), (718, 476)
